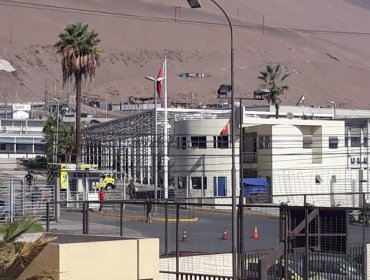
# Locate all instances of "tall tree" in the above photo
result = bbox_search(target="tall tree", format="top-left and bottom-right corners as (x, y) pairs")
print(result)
(43, 116), (76, 163)
(42, 115), (59, 162)
(54, 23), (102, 165)
(59, 125), (76, 163)
(258, 64), (292, 119)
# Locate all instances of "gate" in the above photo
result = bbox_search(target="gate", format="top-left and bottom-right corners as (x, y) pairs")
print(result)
(0, 179), (55, 222)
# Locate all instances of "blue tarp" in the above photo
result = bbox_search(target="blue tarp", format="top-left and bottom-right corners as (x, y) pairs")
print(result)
(242, 178), (268, 196)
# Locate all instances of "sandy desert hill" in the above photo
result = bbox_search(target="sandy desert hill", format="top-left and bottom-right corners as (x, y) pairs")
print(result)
(1, 0), (370, 111)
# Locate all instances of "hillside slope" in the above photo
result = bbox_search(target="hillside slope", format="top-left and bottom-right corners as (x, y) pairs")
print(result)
(1, 0), (370, 110)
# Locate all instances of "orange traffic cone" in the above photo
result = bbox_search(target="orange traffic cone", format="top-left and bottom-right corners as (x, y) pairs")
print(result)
(181, 229), (188, 242)
(222, 228), (228, 240)
(252, 225), (259, 239)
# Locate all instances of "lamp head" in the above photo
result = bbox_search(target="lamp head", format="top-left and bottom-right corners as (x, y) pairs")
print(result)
(145, 76), (155, 82)
(187, 0), (201, 8)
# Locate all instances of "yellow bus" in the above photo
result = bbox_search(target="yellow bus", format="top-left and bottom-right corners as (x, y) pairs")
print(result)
(47, 163), (116, 191)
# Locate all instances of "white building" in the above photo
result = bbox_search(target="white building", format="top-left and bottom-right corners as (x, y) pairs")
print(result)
(242, 117), (359, 206)
(82, 106), (369, 206)
(0, 119), (46, 158)
(174, 118), (235, 201)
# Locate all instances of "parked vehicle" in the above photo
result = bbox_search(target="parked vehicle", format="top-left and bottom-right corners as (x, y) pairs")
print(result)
(307, 255), (362, 280)
(47, 163), (116, 191)
(348, 209), (370, 225)
(245, 259), (323, 280)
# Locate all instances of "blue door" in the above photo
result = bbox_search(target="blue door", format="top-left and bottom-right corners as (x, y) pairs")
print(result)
(214, 176), (227, 196)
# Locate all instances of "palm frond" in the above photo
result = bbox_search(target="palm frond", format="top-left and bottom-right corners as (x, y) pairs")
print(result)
(2, 217), (38, 243)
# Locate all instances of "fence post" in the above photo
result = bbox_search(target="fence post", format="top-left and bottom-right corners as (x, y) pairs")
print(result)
(10, 179), (14, 222)
(176, 203), (180, 280)
(86, 201), (89, 235)
(82, 201), (85, 234)
(120, 202), (123, 237)
(283, 204), (288, 280)
(46, 202), (50, 232)
(55, 178), (60, 222)
(165, 201), (169, 256)
(304, 194), (309, 280)
(362, 192), (367, 280)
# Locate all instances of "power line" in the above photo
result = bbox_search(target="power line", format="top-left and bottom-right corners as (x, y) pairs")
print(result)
(1, 0), (370, 37)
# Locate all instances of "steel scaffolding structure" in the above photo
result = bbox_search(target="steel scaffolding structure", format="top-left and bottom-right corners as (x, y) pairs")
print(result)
(82, 108), (231, 188)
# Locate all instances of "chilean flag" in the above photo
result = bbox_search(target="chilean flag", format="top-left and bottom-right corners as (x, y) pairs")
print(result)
(156, 65), (164, 98)
(220, 122), (229, 136)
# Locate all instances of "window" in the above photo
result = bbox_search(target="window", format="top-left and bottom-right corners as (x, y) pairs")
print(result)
(191, 177), (207, 189)
(34, 144), (44, 152)
(191, 136), (207, 149)
(357, 157), (361, 164)
(315, 175), (322, 184)
(178, 176), (187, 189)
(351, 157), (355, 164)
(351, 136), (361, 147)
(364, 157), (368, 164)
(213, 135), (229, 148)
(303, 136), (312, 149)
(0, 144), (5, 150)
(177, 137), (186, 149)
(329, 137), (338, 149)
(16, 144), (28, 151)
(243, 169), (258, 178)
(365, 137), (368, 147)
(258, 136), (271, 149)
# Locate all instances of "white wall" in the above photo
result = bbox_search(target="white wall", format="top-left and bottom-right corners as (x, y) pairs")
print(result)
(174, 119), (238, 198)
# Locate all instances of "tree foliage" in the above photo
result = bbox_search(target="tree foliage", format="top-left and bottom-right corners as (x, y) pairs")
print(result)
(0, 217), (56, 279)
(258, 64), (293, 118)
(43, 116), (75, 163)
(54, 23), (102, 164)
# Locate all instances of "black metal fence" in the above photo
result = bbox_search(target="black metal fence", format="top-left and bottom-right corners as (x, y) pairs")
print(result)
(45, 193), (370, 280)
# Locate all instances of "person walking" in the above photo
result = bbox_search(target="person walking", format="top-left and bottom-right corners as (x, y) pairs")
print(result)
(24, 171), (34, 188)
(145, 198), (153, 223)
(127, 180), (136, 200)
(98, 187), (105, 213)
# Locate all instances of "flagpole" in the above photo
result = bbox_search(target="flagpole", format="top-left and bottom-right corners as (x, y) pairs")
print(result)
(154, 78), (158, 204)
(163, 56), (169, 199)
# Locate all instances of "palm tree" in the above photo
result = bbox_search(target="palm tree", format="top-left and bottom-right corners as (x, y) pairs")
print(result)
(42, 115), (59, 162)
(59, 125), (76, 163)
(54, 23), (102, 165)
(43, 116), (76, 163)
(0, 217), (56, 279)
(258, 64), (292, 119)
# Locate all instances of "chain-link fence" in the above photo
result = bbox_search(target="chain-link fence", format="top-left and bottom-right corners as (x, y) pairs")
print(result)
(43, 192), (370, 279)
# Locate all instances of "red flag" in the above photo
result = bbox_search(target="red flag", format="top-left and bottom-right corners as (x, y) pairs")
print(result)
(220, 122), (229, 136)
(156, 65), (164, 97)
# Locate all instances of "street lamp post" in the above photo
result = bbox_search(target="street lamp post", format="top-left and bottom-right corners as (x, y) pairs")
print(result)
(187, 1), (237, 278)
(52, 98), (60, 163)
(145, 76), (165, 204)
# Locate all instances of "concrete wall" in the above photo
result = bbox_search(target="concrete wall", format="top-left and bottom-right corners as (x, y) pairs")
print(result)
(20, 238), (159, 280)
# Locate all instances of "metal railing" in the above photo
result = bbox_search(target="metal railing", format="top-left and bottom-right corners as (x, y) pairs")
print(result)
(44, 193), (370, 280)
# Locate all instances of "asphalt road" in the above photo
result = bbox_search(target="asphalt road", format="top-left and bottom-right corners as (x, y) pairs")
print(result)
(57, 208), (370, 256)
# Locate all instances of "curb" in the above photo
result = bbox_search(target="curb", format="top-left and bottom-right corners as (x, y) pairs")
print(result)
(90, 211), (198, 222)
(192, 207), (279, 219)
